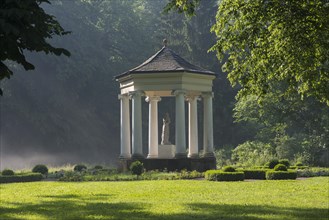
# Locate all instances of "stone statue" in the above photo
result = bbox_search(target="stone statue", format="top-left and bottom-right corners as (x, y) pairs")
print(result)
(161, 113), (171, 145)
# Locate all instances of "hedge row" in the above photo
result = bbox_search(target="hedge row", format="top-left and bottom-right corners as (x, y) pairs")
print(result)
(266, 171), (297, 180)
(206, 169), (298, 181)
(0, 173), (43, 183)
(242, 169), (267, 180)
(290, 166), (309, 170)
(205, 170), (244, 181)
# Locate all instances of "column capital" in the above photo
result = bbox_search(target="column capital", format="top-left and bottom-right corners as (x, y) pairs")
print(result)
(201, 92), (214, 98)
(185, 95), (200, 103)
(172, 90), (186, 96)
(129, 90), (145, 99)
(145, 96), (161, 103)
(118, 94), (129, 100)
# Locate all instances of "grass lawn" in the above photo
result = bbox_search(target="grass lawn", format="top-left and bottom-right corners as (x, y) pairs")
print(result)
(0, 177), (328, 220)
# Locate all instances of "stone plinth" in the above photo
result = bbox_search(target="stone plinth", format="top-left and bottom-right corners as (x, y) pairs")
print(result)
(158, 145), (175, 159)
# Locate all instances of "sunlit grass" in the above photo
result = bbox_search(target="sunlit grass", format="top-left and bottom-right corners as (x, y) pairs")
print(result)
(1, 177), (328, 219)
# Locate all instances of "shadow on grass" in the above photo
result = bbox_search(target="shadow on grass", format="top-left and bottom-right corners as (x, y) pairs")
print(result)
(0, 195), (327, 220)
(41, 193), (113, 200)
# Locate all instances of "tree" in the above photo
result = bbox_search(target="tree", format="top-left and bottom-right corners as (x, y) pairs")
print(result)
(234, 90), (329, 166)
(166, 0), (329, 105)
(210, 0), (329, 105)
(164, 0), (200, 16)
(0, 0), (70, 94)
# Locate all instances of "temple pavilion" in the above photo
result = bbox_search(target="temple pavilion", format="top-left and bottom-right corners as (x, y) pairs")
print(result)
(115, 40), (216, 171)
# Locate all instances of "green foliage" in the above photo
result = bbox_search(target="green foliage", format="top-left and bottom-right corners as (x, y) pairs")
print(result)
(0, 173), (42, 183)
(234, 92), (329, 167)
(32, 164), (48, 175)
(232, 141), (275, 167)
(1, 169), (14, 176)
(129, 161), (144, 176)
(266, 171), (297, 180)
(241, 169), (266, 180)
(279, 159), (290, 168)
(274, 164), (288, 172)
(268, 159), (279, 169)
(214, 148), (233, 168)
(59, 171), (84, 182)
(93, 165), (103, 170)
(290, 166), (309, 170)
(222, 166), (235, 172)
(296, 167), (329, 178)
(295, 162), (304, 167)
(210, 0), (329, 104)
(0, 0), (70, 94)
(163, 0), (200, 16)
(205, 170), (244, 181)
(177, 170), (204, 179)
(60, 169), (204, 182)
(73, 164), (87, 172)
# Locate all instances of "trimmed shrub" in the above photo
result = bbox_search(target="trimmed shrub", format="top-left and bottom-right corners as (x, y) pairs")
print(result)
(93, 165), (103, 170)
(130, 161), (144, 176)
(0, 173), (43, 183)
(274, 164), (287, 171)
(205, 170), (244, 181)
(295, 162), (303, 167)
(290, 165), (308, 170)
(242, 169), (266, 180)
(266, 171), (297, 180)
(222, 166), (236, 172)
(268, 159), (279, 169)
(1, 169), (14, 176)
(74, 164), (87, 172)
(32, 164), (48, 175)
(251, 166), (266, 169)
(279, 159), (290, 168)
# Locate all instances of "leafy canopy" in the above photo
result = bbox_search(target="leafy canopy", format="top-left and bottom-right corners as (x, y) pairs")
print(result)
(210, 0), (329, 105)
(164, 0), (200, 16)
(0, 0), (70, 94)
(166, 0), (329, 105)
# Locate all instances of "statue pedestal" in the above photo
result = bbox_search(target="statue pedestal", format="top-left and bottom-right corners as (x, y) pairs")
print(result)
(158, 145), (175, 159)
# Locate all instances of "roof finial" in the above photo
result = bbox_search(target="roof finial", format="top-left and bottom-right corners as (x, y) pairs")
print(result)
(163, 38), (168, 47)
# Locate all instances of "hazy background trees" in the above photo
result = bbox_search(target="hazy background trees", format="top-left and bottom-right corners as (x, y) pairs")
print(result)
(0, 0), (70, 94)
(1, 0), (327, 169)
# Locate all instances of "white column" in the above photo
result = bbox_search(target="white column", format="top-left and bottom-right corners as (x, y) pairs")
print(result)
(119, 94), (131, 159)
(187, 96), (199, 158)
(173, 90), (187, 158)
(130, 91), (144, 159)
(202, 92), (215, 158)
(146, 96), (161, 158)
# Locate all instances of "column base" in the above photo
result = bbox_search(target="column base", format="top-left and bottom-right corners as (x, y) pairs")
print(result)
(119, 154), (131, 159)
(202, 152), (215, 158)
(175, 153), (187, 159)
(147, 154), (158, 159)
(131, 154), (145, 159)
(188, 153), (199, 159)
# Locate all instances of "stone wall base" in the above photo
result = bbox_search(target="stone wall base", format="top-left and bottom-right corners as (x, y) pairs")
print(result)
(118, 157), (216, 172)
